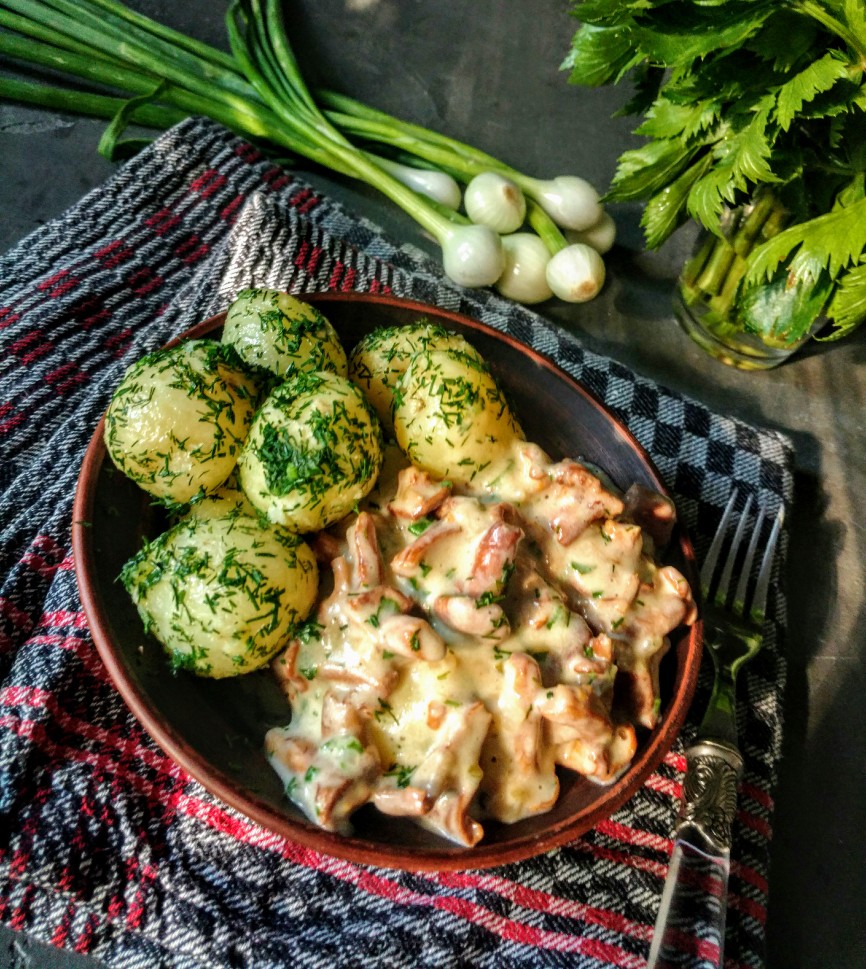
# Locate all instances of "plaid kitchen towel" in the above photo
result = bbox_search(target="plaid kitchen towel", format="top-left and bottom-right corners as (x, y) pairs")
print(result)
(0, 118), (791, 969)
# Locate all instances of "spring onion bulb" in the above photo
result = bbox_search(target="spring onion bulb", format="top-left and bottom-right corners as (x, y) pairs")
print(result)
(522, 175), (602, 232)
(495, 233), (553, 304)
(463, 171), (526, 234)
(564, 210), (617, 254)
(545, 243), (606, 303)
(441, 223), (506, 288)
(374, 156), (462, 209)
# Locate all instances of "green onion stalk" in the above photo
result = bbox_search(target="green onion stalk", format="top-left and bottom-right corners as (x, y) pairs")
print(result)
(0, 0), (613, 300)
(222, 0), (504, 288)
(1, 0), (510, 286)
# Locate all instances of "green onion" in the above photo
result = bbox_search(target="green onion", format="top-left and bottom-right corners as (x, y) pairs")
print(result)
(0, 74), (183, 129)
(0, 0), (611, 299)
(318, 89), (602, 229)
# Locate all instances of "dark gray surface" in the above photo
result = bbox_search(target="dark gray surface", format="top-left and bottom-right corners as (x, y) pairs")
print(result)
(2, 2), (865, 967)
(0, 930), (98, 969)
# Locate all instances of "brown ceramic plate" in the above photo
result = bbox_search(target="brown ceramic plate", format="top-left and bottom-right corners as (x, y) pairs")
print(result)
(73, 292), (701, 871)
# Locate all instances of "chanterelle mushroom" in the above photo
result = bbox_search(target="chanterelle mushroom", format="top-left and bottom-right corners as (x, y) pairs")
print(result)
(265, 381), (695, 843)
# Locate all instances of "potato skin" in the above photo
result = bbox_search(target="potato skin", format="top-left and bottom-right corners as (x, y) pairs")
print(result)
(120, 513), (318, 678)
(104, 340), (260, 506)
(238, 370), (384, 533)
(349, 322), (481, 434)
(181, 476), (259, 522)
(223, 288), (347, 379)
(393, 349), (523, 485)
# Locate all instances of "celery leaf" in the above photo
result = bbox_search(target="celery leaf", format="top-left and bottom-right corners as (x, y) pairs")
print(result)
(561, 25), (642, 87)
(824, 261), (866, 337)
(842, 0), (866, 51)
(776, 52), (851, 130)
(605, 139), (701, 203)
(737, 268), (833, 343)
(631, 9), (772, 67)
(642, 153), (713, 248)
(745, 196), (866, 284)
(749, 12), (819, 72)
(636, 97), (721, 142)
(686, 96), (780, 227)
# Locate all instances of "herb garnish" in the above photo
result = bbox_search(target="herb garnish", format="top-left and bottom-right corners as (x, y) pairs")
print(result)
(384, 764), (416, 788)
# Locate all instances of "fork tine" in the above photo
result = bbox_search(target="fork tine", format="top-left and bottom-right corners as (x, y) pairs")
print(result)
(751, 505), (784, 622)
(716, 495), (753, 607)
(700, 492), (737, 594)
(734, 506), (765, 612)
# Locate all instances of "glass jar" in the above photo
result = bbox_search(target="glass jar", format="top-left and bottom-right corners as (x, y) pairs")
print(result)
(674, 191), (829, 370)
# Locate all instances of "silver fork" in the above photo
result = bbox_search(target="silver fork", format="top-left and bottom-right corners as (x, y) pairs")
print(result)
(647, 491), (784, 969)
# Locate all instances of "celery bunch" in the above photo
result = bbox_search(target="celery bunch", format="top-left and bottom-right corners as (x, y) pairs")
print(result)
(564, 0), (866, 342)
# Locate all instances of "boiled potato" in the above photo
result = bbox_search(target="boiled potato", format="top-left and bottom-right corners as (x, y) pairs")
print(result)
(223, 288), (347, 378)
(104, 340), (260, 505)
(393, 349), (523, 485)
(238, 371), (383, 532)
(120, 513), (318, 678)
(349, 322), (481, 434)
(181, 473), (259, 522)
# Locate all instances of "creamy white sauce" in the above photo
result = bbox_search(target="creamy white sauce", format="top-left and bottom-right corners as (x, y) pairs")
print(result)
(266, 440), (695, 844)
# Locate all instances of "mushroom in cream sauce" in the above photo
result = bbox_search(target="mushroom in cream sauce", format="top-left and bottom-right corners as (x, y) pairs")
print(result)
(268, 428), (696, 844)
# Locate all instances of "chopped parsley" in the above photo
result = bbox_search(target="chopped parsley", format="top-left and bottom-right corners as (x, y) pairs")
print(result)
(374, 699), (399, 725)
(384, 763), (416, 788)
(408, 517), (434, 535)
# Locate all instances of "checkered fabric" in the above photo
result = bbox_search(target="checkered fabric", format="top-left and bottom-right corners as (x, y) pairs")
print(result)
(0, 118), (791, 968)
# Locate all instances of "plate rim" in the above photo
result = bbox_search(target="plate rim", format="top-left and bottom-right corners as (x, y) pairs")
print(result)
(72, 291), (701, 871)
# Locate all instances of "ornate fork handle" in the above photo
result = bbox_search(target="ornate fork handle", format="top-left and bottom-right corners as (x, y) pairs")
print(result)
(681, 740), (743, 847)
(647, 740), (743, 969)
